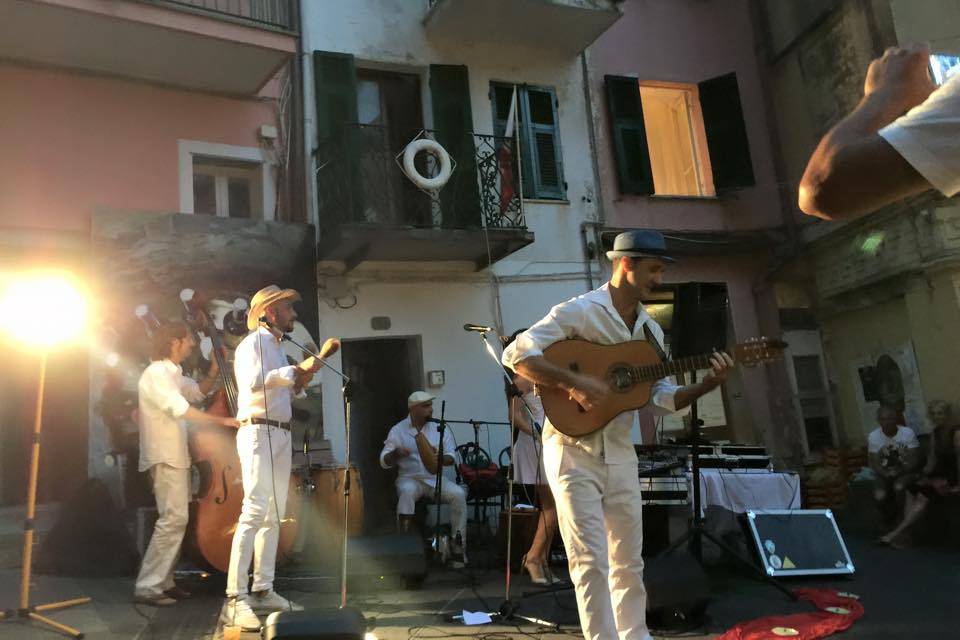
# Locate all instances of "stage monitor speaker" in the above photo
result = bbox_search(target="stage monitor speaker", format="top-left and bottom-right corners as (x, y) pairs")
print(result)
(671, 283), (728, 359)
(348, 533), (427, 589)
(644, 553), (710, 632)
(745, 509), (855, 576)
(263, 607), (366, 640)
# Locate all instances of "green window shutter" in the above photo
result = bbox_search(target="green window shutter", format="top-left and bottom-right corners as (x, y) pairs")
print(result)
(604, 75), (653, 196)
(313, 51), (357, 142)
(430, 64), (480, 228)
(698, 72), (755, 191)
(520, 87), (565, 200)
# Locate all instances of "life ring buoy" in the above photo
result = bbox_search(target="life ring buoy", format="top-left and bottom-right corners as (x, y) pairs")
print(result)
(402, 138), (453, 190)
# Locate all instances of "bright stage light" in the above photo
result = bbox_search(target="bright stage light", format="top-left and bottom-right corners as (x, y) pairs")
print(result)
(0, 274), (89, 347)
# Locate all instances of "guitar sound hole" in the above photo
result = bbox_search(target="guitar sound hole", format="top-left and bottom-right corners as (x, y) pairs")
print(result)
(608, 365), (635, 393)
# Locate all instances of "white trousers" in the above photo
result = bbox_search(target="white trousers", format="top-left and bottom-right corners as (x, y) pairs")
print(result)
(543, 442), (652, 640)
(396, 476), (468, 544)
(226, 424), (291, 597)
(135, 464), (190, 596)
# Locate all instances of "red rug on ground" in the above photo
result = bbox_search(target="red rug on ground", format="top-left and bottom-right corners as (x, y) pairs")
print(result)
(717, 588), (864, 640)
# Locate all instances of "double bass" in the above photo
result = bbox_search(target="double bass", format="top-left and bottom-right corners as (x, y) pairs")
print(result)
(183, 290), (299, 572)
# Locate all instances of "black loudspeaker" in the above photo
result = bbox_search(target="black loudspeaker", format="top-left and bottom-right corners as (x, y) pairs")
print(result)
(263, 607), (366, 640)
(745, 509), (855, 576)
(645, 553), (710, 632)
(670, 283), (728, 359)
(348, 533), (427, 589)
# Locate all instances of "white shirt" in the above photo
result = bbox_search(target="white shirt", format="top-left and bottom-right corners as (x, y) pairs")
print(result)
(137, 359), (205, 472)
(502, 283), (686, 464)
(379, 416), (456, 487)
(879, 74), (960, 197)
(868, 425), (920, 473)
(234, 327), (302, 423)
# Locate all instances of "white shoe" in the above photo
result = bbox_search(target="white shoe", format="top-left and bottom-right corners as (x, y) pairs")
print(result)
(220, 596), (261, 631)
(249, 589), (304, 613)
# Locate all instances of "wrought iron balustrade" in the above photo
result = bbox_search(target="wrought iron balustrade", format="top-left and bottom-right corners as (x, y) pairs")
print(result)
(145, 0), (297, 31)
(316, 124), (525, 231)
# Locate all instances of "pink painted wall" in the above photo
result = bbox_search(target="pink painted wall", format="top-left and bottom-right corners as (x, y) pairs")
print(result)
(589, 1), (791, 446)
(590, 0), (782, 232)
(0, 63), (278, 233)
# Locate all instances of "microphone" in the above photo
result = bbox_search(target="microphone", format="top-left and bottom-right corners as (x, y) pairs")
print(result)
(463, 323), (494, 333)
(260, 316), (292, 342)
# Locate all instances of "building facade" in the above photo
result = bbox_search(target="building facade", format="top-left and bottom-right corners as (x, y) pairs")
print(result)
(0, 0), (300, 505)
(300, 0), (625, 525)
(757, 0), (960, 449)
(585, 0), (804, 460)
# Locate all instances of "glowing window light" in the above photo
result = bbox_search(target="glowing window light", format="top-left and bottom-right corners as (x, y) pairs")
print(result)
(0, 274), (89, 347)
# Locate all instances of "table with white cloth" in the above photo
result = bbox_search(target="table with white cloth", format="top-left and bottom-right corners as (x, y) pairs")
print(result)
(682, 469), (802, 561)
(689, 469), (802, 516)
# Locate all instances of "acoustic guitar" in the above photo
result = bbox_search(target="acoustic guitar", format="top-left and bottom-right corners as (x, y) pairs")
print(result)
(539, 337), (786, 437)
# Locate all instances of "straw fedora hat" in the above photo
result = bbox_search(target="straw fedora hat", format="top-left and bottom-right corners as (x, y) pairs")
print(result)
(247, 285), (301, 330)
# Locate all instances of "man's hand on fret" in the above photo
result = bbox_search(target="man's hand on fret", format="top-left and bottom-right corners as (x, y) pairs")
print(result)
(703, 351), (735, 386)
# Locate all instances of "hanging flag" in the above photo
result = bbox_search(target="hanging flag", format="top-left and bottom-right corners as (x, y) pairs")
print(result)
(498, 86), (519, 219)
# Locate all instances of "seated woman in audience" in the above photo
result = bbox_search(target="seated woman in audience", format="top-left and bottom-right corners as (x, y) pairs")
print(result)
(879, 399), (960, 548)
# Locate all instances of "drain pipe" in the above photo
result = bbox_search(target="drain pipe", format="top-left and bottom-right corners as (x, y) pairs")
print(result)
(580, 49), (606, 291)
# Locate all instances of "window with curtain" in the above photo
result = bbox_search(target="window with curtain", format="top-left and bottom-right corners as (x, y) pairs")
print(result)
(491, 83), (566, 200)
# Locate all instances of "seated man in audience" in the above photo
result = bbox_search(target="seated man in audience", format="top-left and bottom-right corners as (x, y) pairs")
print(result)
(868, 405), (921, 526)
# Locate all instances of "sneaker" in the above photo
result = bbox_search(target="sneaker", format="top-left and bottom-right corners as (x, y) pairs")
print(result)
(248, 589), (304, 614)
(220, 596), (261, 631)
(134, 592), (176, 607)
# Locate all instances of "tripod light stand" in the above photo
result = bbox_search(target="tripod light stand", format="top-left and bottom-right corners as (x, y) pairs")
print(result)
(0, 275), (92, 638)
(658, 370), (795, 602)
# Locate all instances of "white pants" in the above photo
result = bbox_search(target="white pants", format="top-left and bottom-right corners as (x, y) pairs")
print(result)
(226, 424), (291, 597)
(396, 476), (468, 545)
(544, 442), (651, 640)
(135, 464), (190, 596)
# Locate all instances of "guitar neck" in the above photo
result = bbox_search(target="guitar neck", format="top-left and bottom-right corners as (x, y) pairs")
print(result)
(635, 352), (724, 383)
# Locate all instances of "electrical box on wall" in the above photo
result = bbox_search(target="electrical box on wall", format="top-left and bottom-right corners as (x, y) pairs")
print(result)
(427, 370), (445, 388)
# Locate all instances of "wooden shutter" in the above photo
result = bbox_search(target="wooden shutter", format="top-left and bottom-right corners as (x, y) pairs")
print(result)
(698, 72), (755, 191)
(604, 75), (654, 195)
(430, 64), (481, 228)
(313, 51), (361, 223)
(313, 51), (357, 142)
(520, 87), (565, 200)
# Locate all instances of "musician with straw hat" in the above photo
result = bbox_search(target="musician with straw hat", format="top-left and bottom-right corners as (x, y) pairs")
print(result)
(221, 285), (340, 631)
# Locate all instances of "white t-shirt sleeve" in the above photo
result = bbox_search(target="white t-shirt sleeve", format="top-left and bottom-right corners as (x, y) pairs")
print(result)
(878, 74), (960, 197)
(867, 429), (883, 453)
(900, 427), (920, 449)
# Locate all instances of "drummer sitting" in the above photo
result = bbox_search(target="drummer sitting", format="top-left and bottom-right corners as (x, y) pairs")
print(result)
(380, 391), (468, 567)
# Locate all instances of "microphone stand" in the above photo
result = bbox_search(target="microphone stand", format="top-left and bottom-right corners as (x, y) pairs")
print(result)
(273, 329), (358, 610)
(430, 401), (452, 566)
(471, 329), (559, 631)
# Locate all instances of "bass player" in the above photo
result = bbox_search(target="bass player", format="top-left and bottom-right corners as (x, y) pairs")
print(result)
(501, 230), (734, 640)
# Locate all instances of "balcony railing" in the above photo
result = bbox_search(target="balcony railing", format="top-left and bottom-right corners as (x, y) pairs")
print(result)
(146, 0), (297, 31)
(316, 124), (526, 231)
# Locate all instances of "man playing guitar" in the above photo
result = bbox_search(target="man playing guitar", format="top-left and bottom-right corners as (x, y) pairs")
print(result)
(502, 230), (734, 640)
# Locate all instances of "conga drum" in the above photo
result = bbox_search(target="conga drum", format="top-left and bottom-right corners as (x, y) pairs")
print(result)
(299, 465), (364, 560)
(311, 465), (364, 534)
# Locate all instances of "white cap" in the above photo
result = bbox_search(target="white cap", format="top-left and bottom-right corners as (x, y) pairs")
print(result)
(407, 391), (435, 408)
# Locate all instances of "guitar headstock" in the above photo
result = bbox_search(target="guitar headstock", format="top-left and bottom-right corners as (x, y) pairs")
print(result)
(733, 337), (788, 367)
